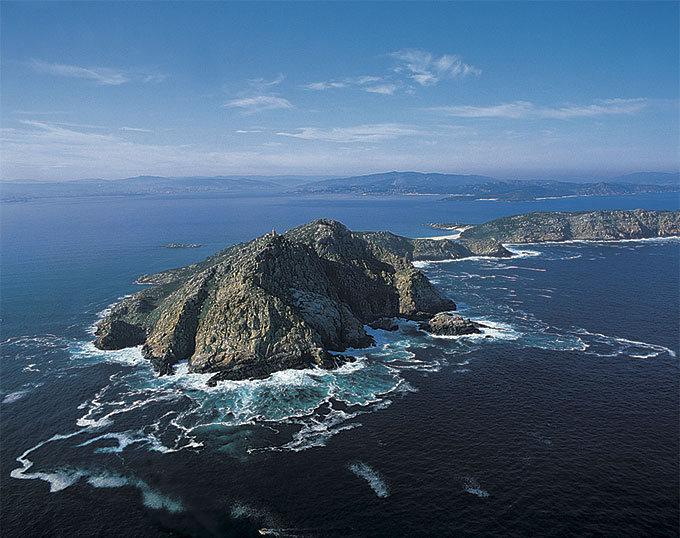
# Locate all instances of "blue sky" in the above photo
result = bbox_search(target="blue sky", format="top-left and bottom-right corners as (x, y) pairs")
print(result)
(1, 1), (678, 181)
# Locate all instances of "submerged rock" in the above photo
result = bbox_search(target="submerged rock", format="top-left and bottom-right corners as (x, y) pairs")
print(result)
(368, 318), (399, 331)
(421, 312), (482, 336)
(95, 219), (456, 381)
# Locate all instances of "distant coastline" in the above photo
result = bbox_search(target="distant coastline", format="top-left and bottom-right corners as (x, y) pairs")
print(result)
(2, 171), (677, 203)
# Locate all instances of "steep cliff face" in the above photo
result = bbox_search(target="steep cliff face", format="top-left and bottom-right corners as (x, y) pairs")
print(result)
(95, 220), (456, 381)
(459, 209), (680, 244)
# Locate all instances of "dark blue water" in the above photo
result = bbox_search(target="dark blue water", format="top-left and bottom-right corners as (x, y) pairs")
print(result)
(1, 193), (678, 537)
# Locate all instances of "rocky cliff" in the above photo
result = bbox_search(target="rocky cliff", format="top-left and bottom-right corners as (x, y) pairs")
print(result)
(354, 232), (511, 260)
(459, 209), (680, 244)
(95, 220), (457, 382)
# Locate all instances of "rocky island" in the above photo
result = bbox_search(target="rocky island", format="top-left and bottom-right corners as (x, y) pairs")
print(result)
(95, 219), (488, 383)
(457, 209), (680, 243)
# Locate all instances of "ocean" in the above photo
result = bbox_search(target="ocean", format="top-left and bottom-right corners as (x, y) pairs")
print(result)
(1, 192), (678, 537)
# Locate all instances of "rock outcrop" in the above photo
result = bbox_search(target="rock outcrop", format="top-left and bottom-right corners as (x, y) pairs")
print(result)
(459, 209), (680, 244)
(420, 312), (482, 336)
(95, 220), (456, 381)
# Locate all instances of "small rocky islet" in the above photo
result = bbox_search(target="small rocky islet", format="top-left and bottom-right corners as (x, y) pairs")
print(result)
(95, 210), (679, 384)
(159, 243), (201, 248)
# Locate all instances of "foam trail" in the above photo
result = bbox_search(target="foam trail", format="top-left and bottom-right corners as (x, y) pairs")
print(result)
(87, 472), (128, 488)
(231, 501), (278, 528)
(576, 329), (677, 358)
(10, 430), (87, 492)
(348, 461), (390, 498)
(2, 390), (29, 405)
(135, 480), (183, 513)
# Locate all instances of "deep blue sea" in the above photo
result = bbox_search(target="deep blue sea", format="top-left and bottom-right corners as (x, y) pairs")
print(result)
(1, 193), (678, 537)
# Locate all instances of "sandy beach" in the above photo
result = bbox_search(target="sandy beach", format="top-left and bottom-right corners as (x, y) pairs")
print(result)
(418, 225), (473, 240)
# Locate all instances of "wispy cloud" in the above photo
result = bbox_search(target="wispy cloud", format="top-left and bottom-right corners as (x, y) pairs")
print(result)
(247, 74), (285, 90)
(223, 95), (293, 114)
(276, 123), (423, 143)
(363, 84), (398, 95)
(351, 76), (382, 85)
(225, 74), (292, 114)
(235, 129), (264, 134)
(30, 60), (165, 86)
(304, 49), (478, 94)
(120, 126), (153, 133)
(303, 75), (385, 92)
(303, 81), (348, 90)
(429, 98), (648, 119)
(390, 49), (481, 86)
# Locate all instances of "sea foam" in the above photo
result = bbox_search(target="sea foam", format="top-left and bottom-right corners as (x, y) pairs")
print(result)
(348, 461), (390, 498)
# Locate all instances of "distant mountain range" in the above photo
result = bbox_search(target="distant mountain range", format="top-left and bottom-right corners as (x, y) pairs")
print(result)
(1, 171), (677, 202)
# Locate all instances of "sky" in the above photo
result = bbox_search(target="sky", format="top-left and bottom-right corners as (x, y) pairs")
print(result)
(1, 1), (678, 181)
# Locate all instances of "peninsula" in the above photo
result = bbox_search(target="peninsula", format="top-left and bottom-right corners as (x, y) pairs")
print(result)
(95, 219), (488, 383)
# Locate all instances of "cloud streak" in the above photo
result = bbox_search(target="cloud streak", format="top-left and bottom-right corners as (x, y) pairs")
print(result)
(429, 98), (648, 119)
(390, 49), (481, 86)
(247, 74), (286, 90)
(30, 60), (165, 86)
(276, 123), (423, 143)
(303, 76), (385, 93)
(223, 95), (293, 114)
(304, 81), (348, 90)
(363, 84), (398, 95)
(120, 126), (153, 133)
